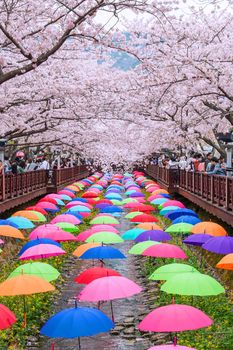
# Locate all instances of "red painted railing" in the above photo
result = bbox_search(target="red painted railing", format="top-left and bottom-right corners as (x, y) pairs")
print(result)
(52, 165), (89, 186)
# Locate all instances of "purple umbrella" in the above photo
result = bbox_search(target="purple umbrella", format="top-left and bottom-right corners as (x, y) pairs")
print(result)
(202, 237), (233, 255)
(95, 203), (112, 209)
(130, 192), (145, 197)
(183, 234), (212, 247)
(135, 230), (172, 243)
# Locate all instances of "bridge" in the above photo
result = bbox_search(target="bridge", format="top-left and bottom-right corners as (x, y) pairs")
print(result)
(146, 165), (233, 226)
(0, 165), (89, 213)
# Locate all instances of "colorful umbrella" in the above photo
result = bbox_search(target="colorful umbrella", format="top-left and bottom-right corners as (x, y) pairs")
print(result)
(125, 211), (144, 219)
(138, 304), (213, 332)
(90, 216), (119, 225)
(36, 202), (60, 212)
(73, 243), (101, 257)
(19, 244), (66, 260)
(130, 214), (158, 223)
(54, 222), (78, 233)
(162, 200), (186, 208)
(129, 241), (160, 255)
(51, 214), (81, 225)
(137, 223), (162, 230)
(191, 222), (227, 236)
(122, 228), (145, 240)
(165, 223), (193, 234)
(0, 225), (25, 239)
(148, 345), (197, 350)
(183, 234), (212, 246)
(161, 272), (224, 296)
(26, 206), (48, 215)
(6, 216), (35, 229)
(19, 238), (60, 256)
(202, 237), (233, 254)
(86, 232), (124, 244)
(166, 209), (198, 221)
(135, 230), (171, 242)
(8, 262), (60, 282)
(0, 304), (16, 330)
(216, 254), (233, 270)
(13, 210), (46, 222)
(40, 304), (114, 350)
(75, 267), (121, 284)
(172, 216), (201, 225)
(149, 263), (199, 281)
(160, 206), (181, 216)
(79, 246), (126, 260)
(91, 225), (119, 233)
(143, 243), (188, 259)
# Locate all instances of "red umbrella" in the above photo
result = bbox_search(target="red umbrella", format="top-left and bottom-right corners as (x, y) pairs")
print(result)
(162, 200), (185, 209)
(26, 206), (47, 215)
(75, 267), (121, 284)
(86, 198), (99, 204)
(58, 190), (75, 198)
(95, 199), (112, 204)
(129, 204), (155, 212)
(0, 304), (16, 329)
(131, 214), (158, 223)
(38, 198), (57, 205)
(82, 192), (99, 198)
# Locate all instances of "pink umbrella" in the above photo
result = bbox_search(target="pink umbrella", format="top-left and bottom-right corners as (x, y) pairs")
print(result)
(58, 190), (75, 198)
(91, 225), (119, 233)
(36, 202), (59, 211)
(45, 194), (64, 200)
(143, 243), (187, 259)
(51, 214), (81, 225)
(148, 195), (165, 201)
(138, 304), (213, 332)
(29, 225), (66, 240)
(0, 239), (4, 244)
(76, 230), (94, 242)
(148, 346), (197, 350)
(162, 201), (185, 209)
(19, 244), (66, 260)
(78, 276), (142, 321)
(39, 231), (78, 242)
(66, 202), (92, 209)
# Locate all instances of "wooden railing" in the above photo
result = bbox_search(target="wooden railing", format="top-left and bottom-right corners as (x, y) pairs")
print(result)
(52, 165), (89, 186)
(146, 165), (233, 218)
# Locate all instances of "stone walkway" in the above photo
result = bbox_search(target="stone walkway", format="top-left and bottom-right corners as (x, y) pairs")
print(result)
(37, 209), (169, 350)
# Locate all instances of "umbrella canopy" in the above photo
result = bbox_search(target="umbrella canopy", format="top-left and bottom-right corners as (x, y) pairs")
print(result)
(149, 263), (199, 281)
(183, 234), (212, 246)
(125, 211), (144, 219)
(8, 262), (60, 282)
(91, 225), (119, 233)
(143, 243), (187, 259)
(148, 345), (197, 350)
(0, 225), (25, 239)
(161, 272), (224, 296)
(75, 267), (121, 284)
(165, 223), (193, 234)
(78, 276), (142, 302)
(138, 304), (213, 332)
(137, 223), (162, 230)
(86, 232), (124, 244)
(216, 254), (233, 270)
(166, 209), (198, 221)
(0, 304), (16, 330)
(172, 216), (201, 225)
(122, 228), (145, 240)
(191, 222), (227, 236)
(29, 224), (65, 240)
(26, 206), (48, 215)
(129, 241), (160, 255)
(160, 206), (181, 216)
(135, 230), (171, 242)
(36, 202), (60, 212)
(19, 238), (60, 256)
(13, 210), (46, 222)
(40, 305), (114, 339)
(58, 190), (75, 198)
(130, 214), (158, 223)
(79, 246), (126, 260)
(51, 214), (81, 225)
(6, 217), (35, 229)
(90, 216), (119, 225)
(68, 205), (91, 212)
(19, 244), (66, 260)
(151, 198), (169, 205)
(162, 200), (186, 208)
(73, 243), (101, 257)
(54, 222), (78, 233)
(100, 206), (123, 213)
(202, 236), (233, 254)
(0, 274), (55, 296)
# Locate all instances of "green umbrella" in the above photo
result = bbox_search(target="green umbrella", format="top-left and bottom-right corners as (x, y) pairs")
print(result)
(8, 262), (60, 282)
(125, 211), (144, 219)
(30, 211), (47, 222)
(122, 228), (145, 240)
(165, 223), (193, 234)
(90, 216), (119, 225)
(161, 272), (225, 296)
(122, 198), (138, 204)
(73, 182), (84, 189)
(149, 263), (199, 281)
(110, 200), (124, 206)
(86, 232), (123, 244)
(129, 241), (160, 255)
(54, 222), (78, 233)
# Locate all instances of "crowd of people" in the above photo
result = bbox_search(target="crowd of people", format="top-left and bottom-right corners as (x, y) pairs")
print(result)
(0, 155), (76, 176)
(150, 152), (228, 176)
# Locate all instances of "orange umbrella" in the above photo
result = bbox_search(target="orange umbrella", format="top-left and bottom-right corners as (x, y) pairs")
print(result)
(66, 185), (80, 192)
(191, 222), (227, 237)
(216, 254), (233, 270)
(0, 226), (25, 239)
(137, 223), (162, 230)
(12, 210), (43, 222)
(152, 189), (169, 195)
(0, 274), (55, 326)
(73, 242), (101, 258)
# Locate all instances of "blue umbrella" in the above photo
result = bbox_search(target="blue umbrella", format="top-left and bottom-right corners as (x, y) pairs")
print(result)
(53, 198), (65, 206)
(59, 194), (72, 201)
(173, 216), (201, 225)
(129, 192), (145, 197)
(165, 209), (198, 221)
(100, 206), (123, 213)
(65, 211), (83, 220)
(80, 246), (126, 260)
(71, 198), (88, 203)
(0, 219), (18, 228)
(183, 234), (212, 247)
(68, 206), (91, 212)
(18, 238), (61, 256)
(40, 303), (114, 349)
(160, 194), (171, 198)
(105, 193), (122, 200)
(6, 216), (35, 229)
(135, 230), (172, 242)
(96, 203), (112, 209)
